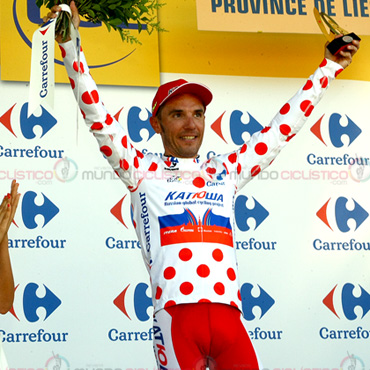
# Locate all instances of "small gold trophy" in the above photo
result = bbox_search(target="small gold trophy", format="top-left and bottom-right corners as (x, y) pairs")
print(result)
(314, 7), (361, 55)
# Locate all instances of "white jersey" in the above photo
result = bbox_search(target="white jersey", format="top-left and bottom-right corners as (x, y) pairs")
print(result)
(61, 41), (343, 314)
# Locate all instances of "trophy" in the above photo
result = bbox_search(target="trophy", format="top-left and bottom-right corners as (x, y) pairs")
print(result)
(314, 7), (361, 55)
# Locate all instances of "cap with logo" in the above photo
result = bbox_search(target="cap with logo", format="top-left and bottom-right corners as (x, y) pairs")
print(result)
(152, 79), (213, 117)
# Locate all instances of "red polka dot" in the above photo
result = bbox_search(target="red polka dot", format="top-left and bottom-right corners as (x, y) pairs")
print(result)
(120, 159), (129, 171)
(179, 248), (192, 261)
(319, 59), (328, 68)
(164, 300), (176, 308)
(197, 264), (210, 278)
(82, 90), (99, 105)
(286, 134), (296, 142)
(148, 162), (158, 172)
(320, 76), (329, 88)
(251, 165), (261, 177)
(206, 167), (216, 174)
(300, 100), (314, 117)
(228, 153), (237, 164)
(73, 61), (84, 73)
(303, 80), (313, 90)
(214, 282), (225, 295)
(69, 77), (75, 89)
(240, 143), (247, 153)
(280, 103), (290, 115)
(212, 249), (223, 262)
(105, 114), (113, 125)
(279, 124), (291, 136)
(199, 299), (211, 303)
(134, 157), (139, 169)
(237, 163), (241, 175)
(100, 145), (112, 157)
(80, 109), (86, 119)
(238, 290), (242, 301)
(261, 127), (271, 133)
(335, 68), (343, 77)
(121, 136), (128, 148)
(254, 142), (268, 155)
(227, 268), (236, 281)
(180, 282), (193, 295)
(222, 162), (229, 174)
(164, 267), (176, 280)
(59, 45), (66, 58)
(193, 177), (205, 188)
(155, 286), (162, 300)
(230, 301), (238, 308)
(91, 122), (103, 130)
(136, 150), (144, 159)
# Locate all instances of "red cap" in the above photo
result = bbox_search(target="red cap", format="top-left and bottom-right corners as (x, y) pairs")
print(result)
(152, 79), (213, 117)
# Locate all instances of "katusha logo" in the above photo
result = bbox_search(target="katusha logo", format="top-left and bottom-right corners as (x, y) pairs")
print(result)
(10, 282), (62, 322)
(240, 283), (275, 321)
(317, 197), (368, 232)
(211, 110), (263, 145)
(0, 103), (57, 140)
(323, 283), (370, 320)
(234, 195), (269, 232)
(311, 113), (362, 147)
(21, 191), (60, 230)
(114, 283), (153, 322)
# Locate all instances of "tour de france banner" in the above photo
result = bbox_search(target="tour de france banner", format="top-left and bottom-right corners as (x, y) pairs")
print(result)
(0, 0), (160, 86)
(0, 48), (369, 369)
(196, 0), (370, 34)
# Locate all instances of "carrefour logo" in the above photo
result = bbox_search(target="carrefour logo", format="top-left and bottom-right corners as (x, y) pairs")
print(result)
(211, 110), (263, 145)
(316, 197), (368, 233)
(114, 283), (153, 322)
(234, 195), (269, 232)
(1, 282), (68, 344)
(0, 102), (64, 160)
(323, 283), (370, 321)
(127, 107), (155, 143)
(311, 113), (362, 147)
(241, 283), (275, 321)
(0, 103), (57, 140)
(8, 191), (66, 250)
(320, 284), (370, 340)
(10, 282), (61, 322)
(21, 191), (59, 229)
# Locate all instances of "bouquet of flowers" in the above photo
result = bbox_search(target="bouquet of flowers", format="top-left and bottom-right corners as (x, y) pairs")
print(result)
(36, 0), (164, 43)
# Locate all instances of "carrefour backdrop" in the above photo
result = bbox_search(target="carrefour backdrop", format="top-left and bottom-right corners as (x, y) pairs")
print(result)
(0, 0), (370, 369)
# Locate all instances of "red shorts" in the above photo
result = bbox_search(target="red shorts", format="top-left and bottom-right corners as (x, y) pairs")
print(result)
(153, 302), (261, 370)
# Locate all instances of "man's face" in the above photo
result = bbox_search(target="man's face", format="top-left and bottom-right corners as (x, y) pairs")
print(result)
(150, 93), (205, 158)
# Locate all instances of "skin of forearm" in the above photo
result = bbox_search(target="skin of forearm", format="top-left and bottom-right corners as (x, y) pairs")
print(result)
(0, 235), (14, 314)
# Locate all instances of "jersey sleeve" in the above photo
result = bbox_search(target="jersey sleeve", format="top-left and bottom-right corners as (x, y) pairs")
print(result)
(59, 41), (144, 190)
(203, 59), (344, 191)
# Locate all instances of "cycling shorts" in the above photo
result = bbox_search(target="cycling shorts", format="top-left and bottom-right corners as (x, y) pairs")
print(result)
(153, 302), (261, 369)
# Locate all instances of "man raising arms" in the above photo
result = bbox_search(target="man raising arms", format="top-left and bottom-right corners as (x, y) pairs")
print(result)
(46, 3), (359, 368)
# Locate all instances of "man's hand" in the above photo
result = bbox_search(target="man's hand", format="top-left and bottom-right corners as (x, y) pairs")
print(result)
(325, 36), (360, 69)
(42, 0), (80, 43)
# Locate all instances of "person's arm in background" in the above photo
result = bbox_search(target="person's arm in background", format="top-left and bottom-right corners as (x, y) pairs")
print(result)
(0, 180), (20, 314)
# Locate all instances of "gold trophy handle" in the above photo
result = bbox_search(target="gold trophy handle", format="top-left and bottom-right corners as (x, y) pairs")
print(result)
(313, 7), (361, 55)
